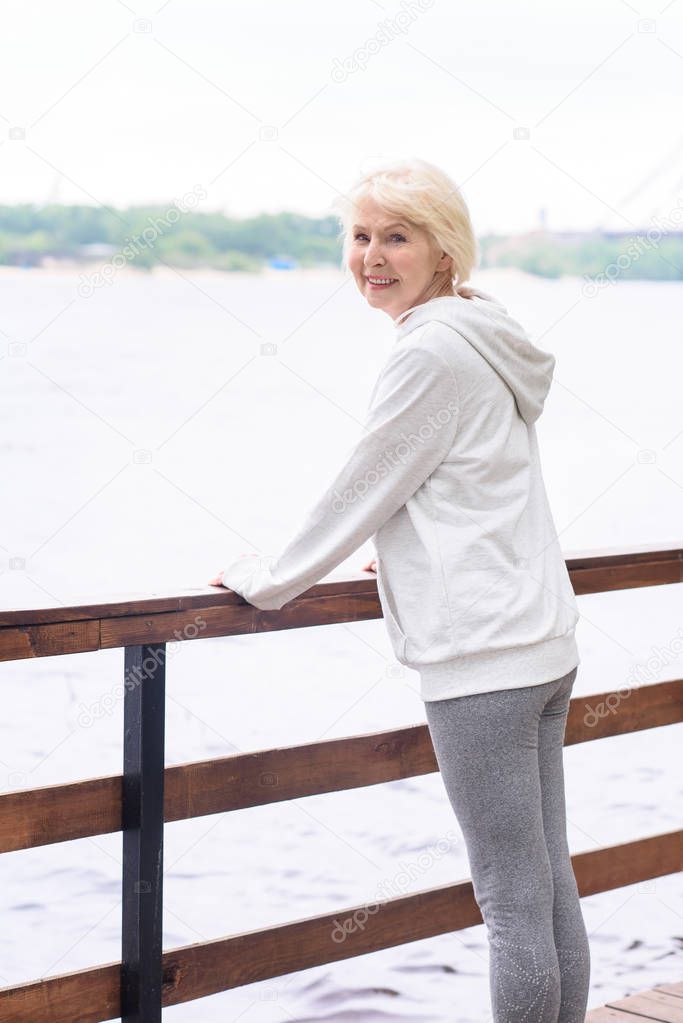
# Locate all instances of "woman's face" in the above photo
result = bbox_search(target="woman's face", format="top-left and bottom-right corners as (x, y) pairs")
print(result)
(348, 197), (453, 320)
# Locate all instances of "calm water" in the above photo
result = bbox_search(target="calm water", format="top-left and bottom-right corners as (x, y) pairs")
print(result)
(0, 265), (682, 1020)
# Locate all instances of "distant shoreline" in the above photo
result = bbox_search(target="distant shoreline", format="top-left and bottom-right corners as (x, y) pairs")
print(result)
(0, 264), (535, 288)
(3, 203), (682, 281)
(0, 261), (347, 280)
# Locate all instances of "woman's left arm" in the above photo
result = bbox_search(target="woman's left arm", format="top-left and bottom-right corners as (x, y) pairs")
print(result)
(211, 343), (459, 610)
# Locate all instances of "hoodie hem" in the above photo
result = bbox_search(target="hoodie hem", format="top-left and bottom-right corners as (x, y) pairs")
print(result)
(415, 629), (579, 702)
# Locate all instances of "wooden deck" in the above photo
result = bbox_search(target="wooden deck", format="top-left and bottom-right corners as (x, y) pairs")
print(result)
(587, 979), (683, 1021)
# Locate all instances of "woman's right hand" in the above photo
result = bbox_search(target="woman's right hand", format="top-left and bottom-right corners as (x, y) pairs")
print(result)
(361, 558), (377, 573)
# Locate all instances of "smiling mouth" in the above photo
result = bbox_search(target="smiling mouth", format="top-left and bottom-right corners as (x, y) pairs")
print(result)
(365, 276), (399, 288)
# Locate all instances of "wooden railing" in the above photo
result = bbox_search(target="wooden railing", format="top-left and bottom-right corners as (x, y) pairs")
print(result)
(0, 541), (681, 1022)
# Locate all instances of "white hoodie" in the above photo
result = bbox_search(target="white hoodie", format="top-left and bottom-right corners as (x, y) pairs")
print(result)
(220, 287), (580, 701)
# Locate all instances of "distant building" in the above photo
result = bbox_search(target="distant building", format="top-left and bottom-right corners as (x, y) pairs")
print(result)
(267, 255), (298, 269)
(77, 243), (119, 259)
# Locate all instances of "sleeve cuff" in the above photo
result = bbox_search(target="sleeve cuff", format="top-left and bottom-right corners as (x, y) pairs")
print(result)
(219, 554), (299, 611)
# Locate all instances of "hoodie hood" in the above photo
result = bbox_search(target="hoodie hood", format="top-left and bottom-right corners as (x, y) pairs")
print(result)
(393, 288), (555, 425)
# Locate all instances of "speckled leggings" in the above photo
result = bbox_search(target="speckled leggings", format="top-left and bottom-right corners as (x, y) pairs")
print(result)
(423, 666), (590, 1023)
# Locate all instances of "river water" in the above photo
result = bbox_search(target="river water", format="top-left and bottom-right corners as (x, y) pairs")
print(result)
(0, 264), (681, 1020)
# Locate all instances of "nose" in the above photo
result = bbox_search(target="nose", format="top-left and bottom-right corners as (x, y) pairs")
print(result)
(364, 238), (386, 270)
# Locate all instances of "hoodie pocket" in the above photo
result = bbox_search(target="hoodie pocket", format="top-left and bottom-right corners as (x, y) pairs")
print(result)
(375, 559), (408, 663)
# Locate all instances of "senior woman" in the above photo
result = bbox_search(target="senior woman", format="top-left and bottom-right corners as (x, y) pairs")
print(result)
(209, 158), (590, 1023)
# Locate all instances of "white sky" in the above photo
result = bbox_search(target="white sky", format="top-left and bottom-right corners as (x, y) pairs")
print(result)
(0, 0), (681, 234)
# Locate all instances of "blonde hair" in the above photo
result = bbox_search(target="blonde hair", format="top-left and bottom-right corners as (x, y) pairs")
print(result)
(331, 157), (479, 297)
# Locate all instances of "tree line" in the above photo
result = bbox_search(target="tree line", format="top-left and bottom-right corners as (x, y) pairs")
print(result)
(0, 203), (680, 280)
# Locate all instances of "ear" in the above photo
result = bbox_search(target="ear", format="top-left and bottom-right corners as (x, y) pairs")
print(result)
(436, 251), (452, 273)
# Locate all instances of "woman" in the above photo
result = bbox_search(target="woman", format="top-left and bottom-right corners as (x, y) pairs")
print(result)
(209, 158), (590, 1023)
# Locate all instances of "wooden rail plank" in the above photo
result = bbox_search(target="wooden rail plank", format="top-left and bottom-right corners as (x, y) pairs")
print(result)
(0, 775), (121, 851)
(565, 543), (683, 595)
(0, 964), (120, 1023)
(158, 830), (683, 1008)
(571, 831), (683, 898)
(0, 619), (101, 661)
(0, 679), (680, 853)
(0, 545), (681, 661)
(100, 590), (382, 649)
(0, 583), (381, 662)
(567, 677), (683, 743)
(0, 576), (376, 627)
(0, 831), (681, 1023)
(569, 556), (683, 595)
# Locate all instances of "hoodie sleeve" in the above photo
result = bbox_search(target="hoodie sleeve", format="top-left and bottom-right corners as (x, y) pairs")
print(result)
(219, 344), (460, 610)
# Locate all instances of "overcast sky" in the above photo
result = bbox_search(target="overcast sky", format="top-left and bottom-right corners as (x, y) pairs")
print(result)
(0, 0), (681, 234)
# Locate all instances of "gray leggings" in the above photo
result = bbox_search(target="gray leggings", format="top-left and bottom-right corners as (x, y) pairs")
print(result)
(423, 666), (590, 1023)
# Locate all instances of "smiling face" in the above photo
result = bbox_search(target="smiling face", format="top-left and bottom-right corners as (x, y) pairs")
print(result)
(347, 197), (454, 320)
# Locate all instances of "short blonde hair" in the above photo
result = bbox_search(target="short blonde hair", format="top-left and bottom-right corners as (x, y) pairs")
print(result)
(332, 157), (479, 294)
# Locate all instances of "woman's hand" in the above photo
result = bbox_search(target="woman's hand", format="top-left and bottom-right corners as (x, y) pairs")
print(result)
(208, 552), (259, 587)
(361, 558), (377, 573)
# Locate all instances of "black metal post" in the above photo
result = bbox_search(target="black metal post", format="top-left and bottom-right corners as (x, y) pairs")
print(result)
(121, 643), (166, 1022)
